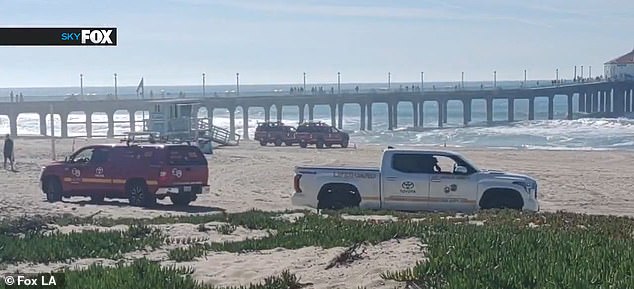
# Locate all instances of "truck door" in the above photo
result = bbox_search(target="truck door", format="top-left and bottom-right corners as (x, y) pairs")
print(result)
(428, 154), (478, 212)
(81, 147), (113, 194)
(63, 147), (95, 193)
(380, 153), (432, 211)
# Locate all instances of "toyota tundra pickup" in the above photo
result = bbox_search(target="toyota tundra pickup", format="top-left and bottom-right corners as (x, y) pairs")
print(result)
(291, 148), (539, 212)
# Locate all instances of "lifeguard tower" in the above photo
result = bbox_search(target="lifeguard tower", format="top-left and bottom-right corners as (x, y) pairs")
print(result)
(125, 99), (240, 153)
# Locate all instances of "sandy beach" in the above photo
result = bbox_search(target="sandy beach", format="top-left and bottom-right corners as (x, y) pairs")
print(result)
(1, 137), (633, 288)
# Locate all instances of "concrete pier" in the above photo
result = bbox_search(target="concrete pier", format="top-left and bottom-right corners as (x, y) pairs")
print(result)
(1, 81), (633, 138)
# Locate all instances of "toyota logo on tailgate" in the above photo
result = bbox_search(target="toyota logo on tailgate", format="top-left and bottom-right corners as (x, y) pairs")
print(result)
(171, 168), (183, 178)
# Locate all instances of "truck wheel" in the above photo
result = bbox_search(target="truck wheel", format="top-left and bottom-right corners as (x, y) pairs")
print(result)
(317, 184), (361, 210)
(259, 140), (267, 146)
(341, 139), (349, 148)
(170, 193), (194, 206)
(44, 178), (62, 203)
(316, 139), (325, 149)
(285, 141), (293, 146)
(479, 189), (523, 210)
(274, 139), (283, 146)
(127, 180), (156, 207)
(90, 193), (105, 203)
(299, 142), (308, 148)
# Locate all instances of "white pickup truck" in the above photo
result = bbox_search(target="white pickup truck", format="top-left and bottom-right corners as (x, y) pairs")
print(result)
(291, 148), (539, 212)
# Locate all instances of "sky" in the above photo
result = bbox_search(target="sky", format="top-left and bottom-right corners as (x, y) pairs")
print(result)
(0, 0), (633, 88)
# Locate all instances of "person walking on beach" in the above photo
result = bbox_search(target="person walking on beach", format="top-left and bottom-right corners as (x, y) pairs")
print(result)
(3, 134), (14, 171)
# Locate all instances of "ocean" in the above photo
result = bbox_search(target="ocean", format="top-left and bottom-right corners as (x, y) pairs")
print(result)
(1, 81), (633, 150)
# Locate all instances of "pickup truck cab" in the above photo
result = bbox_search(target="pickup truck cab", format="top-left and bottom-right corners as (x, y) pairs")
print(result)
(291, 148), (539, 212)
(40, 144), (210, 207)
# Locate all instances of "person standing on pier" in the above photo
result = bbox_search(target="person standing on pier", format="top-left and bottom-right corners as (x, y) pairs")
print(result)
(3, 134), (15, 171)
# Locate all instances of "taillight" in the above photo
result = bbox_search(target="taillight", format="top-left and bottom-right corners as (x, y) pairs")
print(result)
(159, 170), (168, 181)
(293, 174), (302, 193)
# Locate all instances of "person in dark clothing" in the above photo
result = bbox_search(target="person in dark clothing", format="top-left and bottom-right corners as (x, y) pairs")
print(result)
(3, 134), (14, 171)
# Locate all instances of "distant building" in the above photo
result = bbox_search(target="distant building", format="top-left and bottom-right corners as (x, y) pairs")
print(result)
(604, 49), (634, 81)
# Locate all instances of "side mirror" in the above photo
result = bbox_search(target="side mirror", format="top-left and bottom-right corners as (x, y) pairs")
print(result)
(454, 166), (468, 174)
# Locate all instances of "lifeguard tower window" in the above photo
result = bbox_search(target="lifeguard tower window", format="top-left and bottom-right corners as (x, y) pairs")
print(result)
(167, 146), (207, 165)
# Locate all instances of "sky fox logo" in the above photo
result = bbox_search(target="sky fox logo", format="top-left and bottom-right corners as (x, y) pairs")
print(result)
(61, 29), (114, 45)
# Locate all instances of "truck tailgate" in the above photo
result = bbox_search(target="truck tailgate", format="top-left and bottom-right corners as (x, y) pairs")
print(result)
(293, 166), (381, 209)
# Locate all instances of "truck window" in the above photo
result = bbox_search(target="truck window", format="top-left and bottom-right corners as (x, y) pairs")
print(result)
(89, 148), (110, 164)
(391, 153), (435, 174)
(166, 146), (207, 165)
(70, 147), (94, 163)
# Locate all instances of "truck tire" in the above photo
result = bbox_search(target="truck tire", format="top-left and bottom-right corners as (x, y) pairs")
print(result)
(479, 189), (524, 210)
(259, 140), (267, 146)
(170, 186), (200, 206)
(127, 180), (156, 207)
(170, 193), (192, 206)
(299, 141), (308, 148)
(274, 139), (283, 146)
(44, 177), (62, 203)
(341, 138), (349, 148)
(316, 139), (325, 149)
(90, 193), (105, 203)
(317, 184), (362, 210)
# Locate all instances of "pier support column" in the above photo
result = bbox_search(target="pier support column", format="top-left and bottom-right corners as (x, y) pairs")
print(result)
(442, 100), (448, 124)
(264, 105), (270, 122)
(360, 103), (366, 131)
(387, 102), (394, 130)
(39, 113), (47, 136)
(547, 96), (554, 120)
(9, 113), (18, 138)
(528, 98), (535, 120)
(507, 98), (515, 122)
(593, 92), (600, 112)
(229, 107), (236, 141)
(276, 104), (283, 122)
(463, 100), (471, 126)
(627, 90), (633, 112)
(242, 106), (250, 140)
(330, 104), (336, 127)
(86, 111), (93, 138)
(298, 104), (305, 124)
(599, 92), (605, 112)
(437, 100), (444, 128)
(412, 101), (419, 128)
(61, 113), (68, 138)
(584, 92), (592, 113)
(486, 97), (493, 124)
(567, 94), (573, 120)
(392, 102), (399, 128)
(107, 112), (115, 138)
(308, 105), (314, 122)
(418, 101), (425, 127)
(207, 107), (214, 126)
(578, 93), (586, 113)
(366, 103), (373, 131)
(606, 90), (612, 112)
(337, 103), (344, 129)
(129, 112), (136, 133)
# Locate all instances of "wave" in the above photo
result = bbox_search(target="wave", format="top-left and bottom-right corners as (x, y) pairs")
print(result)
(1, 112), (633, 150)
